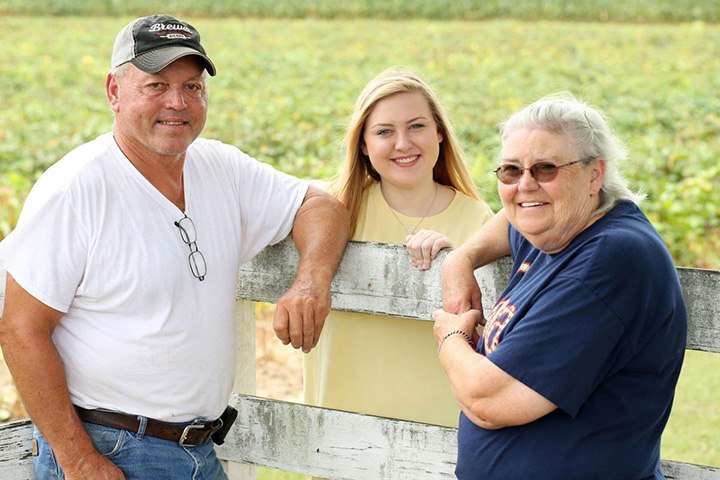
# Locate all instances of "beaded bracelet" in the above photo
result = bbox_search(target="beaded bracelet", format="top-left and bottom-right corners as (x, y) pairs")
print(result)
(437, 330), (475, 357)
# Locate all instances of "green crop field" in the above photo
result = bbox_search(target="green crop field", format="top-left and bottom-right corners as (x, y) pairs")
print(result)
(1, 16), (718, 267)
(0, 10), (718, 477)
(2, 0), (720, 23)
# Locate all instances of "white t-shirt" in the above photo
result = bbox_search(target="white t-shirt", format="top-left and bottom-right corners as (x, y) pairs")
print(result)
(0, 132), (308, 422)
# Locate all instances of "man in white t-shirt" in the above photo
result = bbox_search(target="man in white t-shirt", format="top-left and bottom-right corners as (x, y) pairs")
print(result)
(0, 14), (349, 480)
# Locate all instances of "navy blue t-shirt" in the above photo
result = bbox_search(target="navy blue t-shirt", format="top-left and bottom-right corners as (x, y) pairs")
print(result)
(456, 201), (686, 480)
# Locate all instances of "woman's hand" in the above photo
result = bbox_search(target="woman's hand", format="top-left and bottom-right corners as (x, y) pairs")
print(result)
(434, 308), (484, 348)
(433, 310), (556, 430)
(442, 248), (484, 315)
(440, 209), (511, 313)
(405, 229), (453, 271)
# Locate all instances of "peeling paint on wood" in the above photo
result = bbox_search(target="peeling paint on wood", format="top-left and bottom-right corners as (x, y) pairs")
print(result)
(0, 409), (717, 480)
(0, 420), (33, 480)
(237, 239), (511, 320)
(238, 239), (720, 353)
(662, 460), (720, 480)
(678, 267), (720, 353)
(217, 395), (457, 479)
(215, 395), (719, 480)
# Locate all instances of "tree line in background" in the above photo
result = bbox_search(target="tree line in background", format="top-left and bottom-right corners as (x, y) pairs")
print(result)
(2, 0), (720, 22)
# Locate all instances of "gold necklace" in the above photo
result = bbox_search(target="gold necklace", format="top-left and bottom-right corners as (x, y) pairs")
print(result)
(387, 183), (438, 235)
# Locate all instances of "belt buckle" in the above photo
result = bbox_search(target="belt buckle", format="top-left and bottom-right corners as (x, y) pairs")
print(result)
(179, 424), (206, 447)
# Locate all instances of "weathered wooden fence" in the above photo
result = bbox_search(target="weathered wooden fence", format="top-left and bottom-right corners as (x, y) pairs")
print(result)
(0, 239), (718, 479)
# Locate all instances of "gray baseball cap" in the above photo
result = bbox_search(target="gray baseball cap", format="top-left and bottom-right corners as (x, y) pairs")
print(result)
(111, 14), (216, 76)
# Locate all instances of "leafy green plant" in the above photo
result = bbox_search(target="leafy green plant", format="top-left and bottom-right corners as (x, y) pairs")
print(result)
(1, 17), (717, 266)
(0, 172), (32, 240)
(2, 0), (720, 23)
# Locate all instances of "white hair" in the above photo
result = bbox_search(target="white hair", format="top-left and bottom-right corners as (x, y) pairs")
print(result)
(109, 62), (130, 78)
(500, 92), (645, 215)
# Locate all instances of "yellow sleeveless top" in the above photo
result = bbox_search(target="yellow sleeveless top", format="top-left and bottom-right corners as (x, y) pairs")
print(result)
(304, 181), (493, 427)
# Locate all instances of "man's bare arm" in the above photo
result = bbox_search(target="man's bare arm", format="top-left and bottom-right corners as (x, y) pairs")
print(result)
(273, 185), (350, 353)
(0, 274), (124, 479)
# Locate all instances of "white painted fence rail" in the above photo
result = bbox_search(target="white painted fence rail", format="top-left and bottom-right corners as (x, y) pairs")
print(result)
(0, 239), (718, 479)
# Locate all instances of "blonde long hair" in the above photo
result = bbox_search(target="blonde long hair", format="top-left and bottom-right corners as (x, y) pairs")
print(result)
(329, 68), (480, 234)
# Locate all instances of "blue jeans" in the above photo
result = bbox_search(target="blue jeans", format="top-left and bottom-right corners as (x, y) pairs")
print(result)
(33, 418), (228, 480)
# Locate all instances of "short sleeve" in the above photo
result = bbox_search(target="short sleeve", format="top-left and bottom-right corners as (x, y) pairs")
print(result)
(486, 276), (628, 417)
(230, 149), (309, 263)
(0, 191), (88, 312)
(508, 224), (528, 259)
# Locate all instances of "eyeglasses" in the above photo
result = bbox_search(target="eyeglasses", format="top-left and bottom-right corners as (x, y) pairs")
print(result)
(494, 159), (588, 185)
(174, 214), (207, 281)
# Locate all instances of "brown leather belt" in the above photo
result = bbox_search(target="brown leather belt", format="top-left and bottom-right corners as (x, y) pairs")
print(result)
(75, 406), (223, 447)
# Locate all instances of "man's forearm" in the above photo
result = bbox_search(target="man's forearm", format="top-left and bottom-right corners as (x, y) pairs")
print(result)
(292, 185), (350, 284)
(0, 275), (99, 472)
(3, 331), (96, 466)
(272, 186), (350, 351)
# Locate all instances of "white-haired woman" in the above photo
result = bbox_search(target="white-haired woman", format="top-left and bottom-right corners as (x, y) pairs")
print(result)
(435, 93), (686, 479)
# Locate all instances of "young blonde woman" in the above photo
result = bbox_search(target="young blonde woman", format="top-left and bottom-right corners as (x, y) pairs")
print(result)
(303, 68), (493, 427)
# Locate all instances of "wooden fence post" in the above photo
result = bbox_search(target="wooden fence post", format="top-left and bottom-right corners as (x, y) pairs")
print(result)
(226, 300), (258, 480)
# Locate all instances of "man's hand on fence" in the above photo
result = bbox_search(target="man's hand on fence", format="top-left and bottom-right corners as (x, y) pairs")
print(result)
(273, 185), (349, 353)
(273, 278), (331, 353)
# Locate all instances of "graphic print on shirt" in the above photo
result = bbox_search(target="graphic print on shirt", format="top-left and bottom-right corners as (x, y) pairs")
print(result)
(483, 297), (516, 354)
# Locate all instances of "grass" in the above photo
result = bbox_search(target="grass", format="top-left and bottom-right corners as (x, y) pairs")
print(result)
(662, 351), (720, 467)
(0, 14), (717, 474)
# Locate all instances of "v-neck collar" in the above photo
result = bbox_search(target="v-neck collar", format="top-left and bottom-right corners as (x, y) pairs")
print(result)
(109, 136), (191, 217)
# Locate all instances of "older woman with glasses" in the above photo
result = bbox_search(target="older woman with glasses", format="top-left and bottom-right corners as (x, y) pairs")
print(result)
(434, 93), (687, 479)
